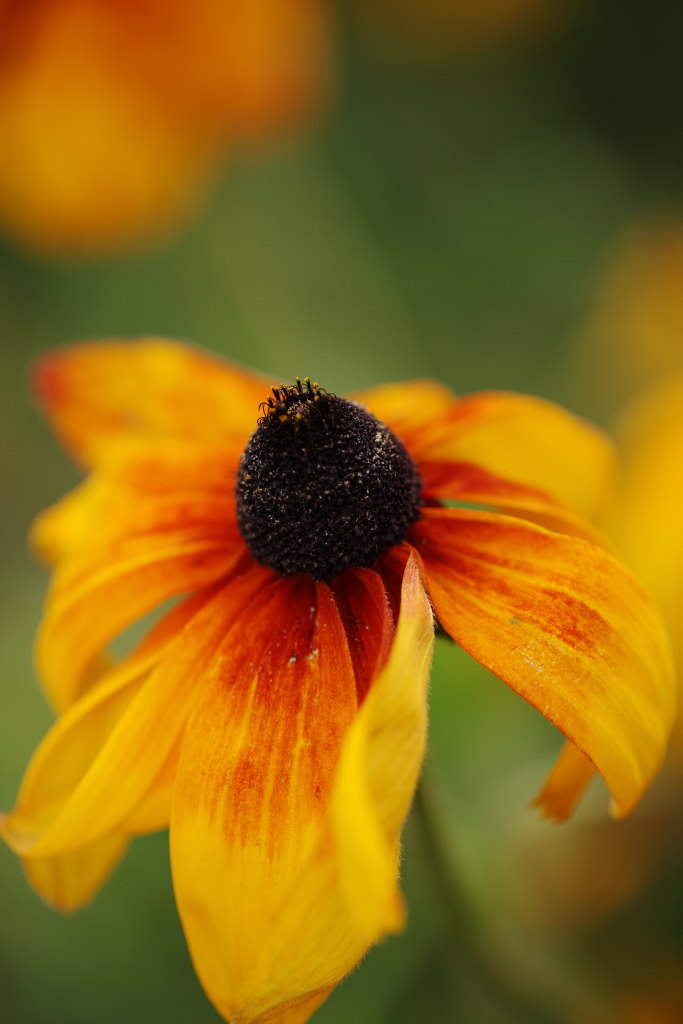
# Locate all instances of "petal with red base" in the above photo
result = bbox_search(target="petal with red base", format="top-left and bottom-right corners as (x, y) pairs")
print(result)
(413, 508), (676, 817)
(32, 339), (269, 466)
(419, 459), (606, 543)
(171, 554), (432, 1024)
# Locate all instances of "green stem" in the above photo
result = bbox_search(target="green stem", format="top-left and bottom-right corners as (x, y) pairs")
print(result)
(410, 777), (604, 1024)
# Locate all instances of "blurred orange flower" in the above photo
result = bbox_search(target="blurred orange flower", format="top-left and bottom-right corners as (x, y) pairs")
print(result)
(1, 339), (676, 1023)
(0, 0), (330, 253)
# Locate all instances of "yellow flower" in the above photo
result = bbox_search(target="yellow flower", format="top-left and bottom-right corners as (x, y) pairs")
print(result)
(1, 339), (676, 1024)
(0, 0), (330, 253)
(579, 216), (683, 391)
(606, 374), (683, 721)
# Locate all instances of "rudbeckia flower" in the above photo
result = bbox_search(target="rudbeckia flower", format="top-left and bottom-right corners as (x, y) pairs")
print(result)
(0, 0), (330, 252)
(1, 339), (675, 1024)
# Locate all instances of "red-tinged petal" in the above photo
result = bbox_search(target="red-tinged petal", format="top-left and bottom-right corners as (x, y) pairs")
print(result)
(32, 339), (269, 466)
(330, 568), (394, 703)
(419, 459), (607, 543)
(171, 575), (360, 1024)
(350, 379), (457, 451)
(36, 533), (242, 711)
(532, 741), (597, 823)
(21, 833), (130, 913)
(30, 438), (240, 565)
(413, 508), (676, 817)
(4, 573), (267, 860)
(171, 555), (432, 1024)
(414, 391), (617, 521)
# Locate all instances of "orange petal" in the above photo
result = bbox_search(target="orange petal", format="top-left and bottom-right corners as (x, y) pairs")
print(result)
(414, 391), (617, 521)
(413, 508), (676, 817)
(31, 438), (240, 565)
(531, 740), (597, 823)
(171, 575), (359, 1024)
(36, 532), (241, 710)
(21, 833), (130, 913)
(350, 378), (457, 452)
(32, 339), (269, 466)
(171, 554), (433, 1024)
(419, 459), (607, 543)
(3, 575), (265, 860)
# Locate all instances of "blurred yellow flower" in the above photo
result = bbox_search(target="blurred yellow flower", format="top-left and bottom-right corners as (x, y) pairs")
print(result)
(1, 339), (676, 1023)
(580, 216), (683, 391)
(0, 0), (330, 253)
(607, 375), (683, 720)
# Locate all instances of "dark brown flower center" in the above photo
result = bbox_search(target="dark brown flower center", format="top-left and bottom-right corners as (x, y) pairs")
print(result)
(236, 379), (422, 582)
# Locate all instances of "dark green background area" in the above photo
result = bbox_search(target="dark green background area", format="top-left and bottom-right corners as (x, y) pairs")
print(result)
(2, 4), (681, 1022)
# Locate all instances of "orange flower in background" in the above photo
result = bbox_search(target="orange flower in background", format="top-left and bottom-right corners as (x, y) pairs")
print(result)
(0, 0), (330, 253)
(1, 339), (676, 1024)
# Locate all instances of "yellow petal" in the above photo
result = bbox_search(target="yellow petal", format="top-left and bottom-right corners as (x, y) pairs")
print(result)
(532, 740), (597, 823)
(36, 533), (239, 710)
(30, 438), (240, 566)
(32, 339), (269, 466)
(413, 508), (676, 817)
(415, 391), (617, 522)
(171, 556), (432, 1024)
(171, 575), (358, 1024)
(22, 833), (130, 913)
(325, 552), (433, 937)
(3, 580), (260, 859)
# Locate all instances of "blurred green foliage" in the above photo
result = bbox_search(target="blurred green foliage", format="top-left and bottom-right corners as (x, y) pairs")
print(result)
(2, 4), (682, 1022)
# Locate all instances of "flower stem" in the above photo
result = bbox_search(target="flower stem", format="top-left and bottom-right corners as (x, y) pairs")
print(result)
(410, 775), (605, 1024)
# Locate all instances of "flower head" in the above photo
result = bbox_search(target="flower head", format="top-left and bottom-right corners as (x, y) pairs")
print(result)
(2, 339), (676, 1023)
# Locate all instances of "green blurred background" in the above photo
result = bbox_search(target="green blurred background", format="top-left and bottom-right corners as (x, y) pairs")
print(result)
(3, 2), (683, 1022)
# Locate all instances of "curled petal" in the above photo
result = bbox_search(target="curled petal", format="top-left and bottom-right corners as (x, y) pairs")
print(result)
(532, 740), (597, 823)
(325, 553), (432, 937)
(32, 339), (269, 465)
(171, 555), (432, 1024)
(415, 391), (617, 521)
(414, 508), (676, 817)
